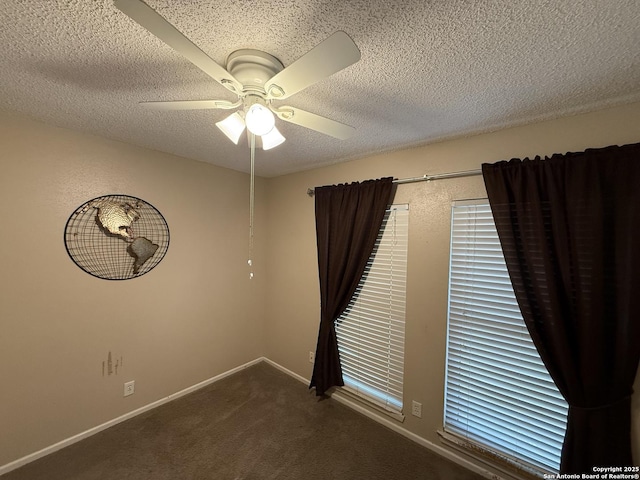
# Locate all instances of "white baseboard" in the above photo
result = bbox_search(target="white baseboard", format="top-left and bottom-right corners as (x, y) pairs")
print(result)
(330, 392), (504, 480)
(263, 358), (503, 480)
(0, 357), (264, 476)
(262, 356), (310, 384)
(263, 358), (505, 480)
(2, 357), (503, 480)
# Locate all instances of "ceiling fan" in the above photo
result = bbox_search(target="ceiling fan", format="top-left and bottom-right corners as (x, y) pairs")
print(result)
(113, 0), (361, 150)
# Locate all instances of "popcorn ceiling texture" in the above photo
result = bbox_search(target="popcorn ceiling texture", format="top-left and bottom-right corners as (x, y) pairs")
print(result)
(1, 0), (639, 177)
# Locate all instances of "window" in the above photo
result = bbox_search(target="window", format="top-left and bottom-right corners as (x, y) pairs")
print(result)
(335, 205), (408, 416)
(444, 199), (568, 474)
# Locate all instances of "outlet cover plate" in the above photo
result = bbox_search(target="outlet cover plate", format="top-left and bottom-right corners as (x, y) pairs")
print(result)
(124, 380), (135, 397)
(411, 400), (422, 418)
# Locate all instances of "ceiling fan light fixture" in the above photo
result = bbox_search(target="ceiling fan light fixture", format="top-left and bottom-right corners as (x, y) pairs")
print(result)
(115, 1), (361, 148)
(261, 126), (286, 150)
(216, 112), (246, 144)
(245, 103), (275, 136)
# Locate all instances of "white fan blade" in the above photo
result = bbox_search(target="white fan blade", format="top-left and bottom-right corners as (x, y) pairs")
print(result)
(139, 99), (241, 110)
(265, 31), (360, 100)
(114, 0), (241, 93)
(272, 106), (355, 140)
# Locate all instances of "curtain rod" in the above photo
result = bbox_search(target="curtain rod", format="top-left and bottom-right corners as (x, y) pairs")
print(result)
(306, 169), (482, 196)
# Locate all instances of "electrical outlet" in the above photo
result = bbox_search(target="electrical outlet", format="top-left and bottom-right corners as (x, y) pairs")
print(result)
(124, 380), (135, 397)
(411, 400), (422, 418)
(309, 351), (315, 363)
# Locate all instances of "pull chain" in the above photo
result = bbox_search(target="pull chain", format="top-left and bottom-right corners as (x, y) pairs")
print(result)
(248, 132), (255, 279)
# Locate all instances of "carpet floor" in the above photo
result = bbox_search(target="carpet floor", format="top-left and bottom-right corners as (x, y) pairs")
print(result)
(2, 361), (486, 480)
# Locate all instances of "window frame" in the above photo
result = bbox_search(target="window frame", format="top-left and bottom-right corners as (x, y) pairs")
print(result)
(335, 204), (409, 420)
(443, 198), (568, 476)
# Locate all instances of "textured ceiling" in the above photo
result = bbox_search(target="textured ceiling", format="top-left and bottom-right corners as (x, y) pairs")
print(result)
(1, 0), (639, 177)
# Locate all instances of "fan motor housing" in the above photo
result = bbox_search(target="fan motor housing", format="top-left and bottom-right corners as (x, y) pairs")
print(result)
(226, 49), (284, 94)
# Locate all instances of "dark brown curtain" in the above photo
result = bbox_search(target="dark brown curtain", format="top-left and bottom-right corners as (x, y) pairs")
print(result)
(482, 143), (640, 473)
(309, 177), (395, 396)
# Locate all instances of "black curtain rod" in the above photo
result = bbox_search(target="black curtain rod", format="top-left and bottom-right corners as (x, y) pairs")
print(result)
(306, 169), (482, 196)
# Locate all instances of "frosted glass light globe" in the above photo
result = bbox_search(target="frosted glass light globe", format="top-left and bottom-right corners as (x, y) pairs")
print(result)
(245, 103), (275, 136)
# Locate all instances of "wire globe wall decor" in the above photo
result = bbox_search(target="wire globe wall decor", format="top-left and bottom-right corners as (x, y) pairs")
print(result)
(64, 194), (170, 280)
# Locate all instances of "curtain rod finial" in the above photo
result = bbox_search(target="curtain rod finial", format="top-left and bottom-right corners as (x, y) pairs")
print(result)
(307, 188), (315, 197)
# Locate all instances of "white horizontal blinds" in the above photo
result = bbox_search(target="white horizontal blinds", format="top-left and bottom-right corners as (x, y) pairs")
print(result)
(444, 199), (568, 474)
(336, 205), (408, 413)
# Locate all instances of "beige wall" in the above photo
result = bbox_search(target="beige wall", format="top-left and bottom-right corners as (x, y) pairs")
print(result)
(1, 101), (639, 472)
(0, 111), (267, 466)
(264, 101), (640, 469)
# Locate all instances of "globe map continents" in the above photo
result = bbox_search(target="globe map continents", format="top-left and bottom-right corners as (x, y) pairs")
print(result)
(64, 195), (169, 280)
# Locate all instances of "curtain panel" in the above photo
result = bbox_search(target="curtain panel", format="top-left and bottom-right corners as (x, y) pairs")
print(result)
(310, 177), (395, 396)
(482, 143), (640, 473)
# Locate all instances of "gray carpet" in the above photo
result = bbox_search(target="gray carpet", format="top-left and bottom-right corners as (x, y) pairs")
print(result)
(2, 362), (485, 480)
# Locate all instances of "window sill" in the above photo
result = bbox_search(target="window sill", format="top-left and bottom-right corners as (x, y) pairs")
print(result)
(329, 387), (406, 423)
(437, 430), (546, 480)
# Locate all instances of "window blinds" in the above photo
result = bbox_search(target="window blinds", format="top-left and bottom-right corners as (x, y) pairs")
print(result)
(336, 205), (408, 414)
(444, 199), (568, 474)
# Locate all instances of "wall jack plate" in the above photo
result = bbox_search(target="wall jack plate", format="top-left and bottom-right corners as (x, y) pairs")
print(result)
(124, 380), (135, 397)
